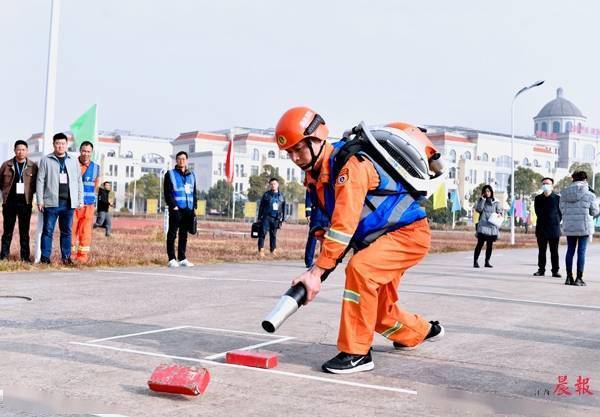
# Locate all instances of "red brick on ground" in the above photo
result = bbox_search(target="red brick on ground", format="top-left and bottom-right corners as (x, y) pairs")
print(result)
(225, 350), (279, 369)
(147, 364), (210, 396)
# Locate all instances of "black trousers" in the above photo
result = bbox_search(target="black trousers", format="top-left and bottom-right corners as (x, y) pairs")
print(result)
(1, 202), (32, 261)
(166, 208), (193, 261)
(536, 235), (560, 273)
(258, 216), (279, 252)
(474, 236), (494, 263)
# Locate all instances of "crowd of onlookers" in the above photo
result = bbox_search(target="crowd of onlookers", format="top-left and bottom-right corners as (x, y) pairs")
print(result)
(473, 172), (599, 286)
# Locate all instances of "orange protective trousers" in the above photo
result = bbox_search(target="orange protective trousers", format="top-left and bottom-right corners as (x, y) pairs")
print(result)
(337, 218), (431, 355)
(71, 204), (95, 262)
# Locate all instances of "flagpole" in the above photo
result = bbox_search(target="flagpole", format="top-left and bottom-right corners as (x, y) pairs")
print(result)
(35, 0), (61, 263)
(452, 210), (456, 230)
(229, 130), (235, 220)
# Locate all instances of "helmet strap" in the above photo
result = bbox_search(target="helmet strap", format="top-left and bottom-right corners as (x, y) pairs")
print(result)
(302, 139), (326, 174)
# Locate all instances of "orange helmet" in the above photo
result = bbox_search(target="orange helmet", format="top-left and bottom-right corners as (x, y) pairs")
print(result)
(275, 107), (329, 150)
(385, 122), (438, 160)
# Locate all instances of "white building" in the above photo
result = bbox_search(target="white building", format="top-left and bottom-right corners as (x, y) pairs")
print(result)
(172, 128), (303, 196)
(26, 130), (172, 211)
(426, 87), (600, 211)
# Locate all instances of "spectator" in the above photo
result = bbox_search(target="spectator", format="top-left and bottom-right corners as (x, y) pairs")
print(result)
(164, 151), (197, 267)
(36, 133), (83, 265)
(0, 140), (38, 262)
(71, 141), (101, 263)
(533, 177), (562, 278)
(473, 185), (502, 268)
(94, 181), (114, 237)
(559, 171), (599, 286)
(257, 178), (285, 258)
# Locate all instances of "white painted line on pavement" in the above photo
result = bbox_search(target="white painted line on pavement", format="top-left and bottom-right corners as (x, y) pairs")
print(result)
(94, 415), (131, 417)
(402, 289), (600, 310)
(87, 326), (190, 343)
(187, 325), (291, 339)
(71, 342), (417, 396)
(203, 336), (295, 360)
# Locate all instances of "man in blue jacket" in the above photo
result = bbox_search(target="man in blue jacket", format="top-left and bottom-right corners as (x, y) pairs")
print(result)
(257, 178), (285, 258)
(164, 151), (197, 268)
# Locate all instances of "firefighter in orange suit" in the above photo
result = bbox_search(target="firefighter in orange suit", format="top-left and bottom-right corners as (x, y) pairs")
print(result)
(275, 107), (445, 374)
(71, 141), (100, 263)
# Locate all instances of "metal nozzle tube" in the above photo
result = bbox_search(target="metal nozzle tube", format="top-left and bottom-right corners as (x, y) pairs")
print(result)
(261, 283), (307, 333)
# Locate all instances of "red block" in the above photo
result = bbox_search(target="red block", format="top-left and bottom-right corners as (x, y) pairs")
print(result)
(225, 350), (279, 369)
(147, 364), (210, 396)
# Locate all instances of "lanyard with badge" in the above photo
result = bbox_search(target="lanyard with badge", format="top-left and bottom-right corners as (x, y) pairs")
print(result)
(272, 193), (279, 211)
(179, 170), (193, 209)
(58, 157), (68, 185)
(15, 160), (27, 195)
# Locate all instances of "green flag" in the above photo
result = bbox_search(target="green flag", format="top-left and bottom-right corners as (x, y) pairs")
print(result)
(70, 104), (97, 150)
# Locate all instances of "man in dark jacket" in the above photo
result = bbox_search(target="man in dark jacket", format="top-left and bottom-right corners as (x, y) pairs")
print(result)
(0, 140), (38, 261)
(164, 151), (197, 267)
(257, 178), (285, 257)
(94, 181), (114, 237)
(533, 177), (562, 277)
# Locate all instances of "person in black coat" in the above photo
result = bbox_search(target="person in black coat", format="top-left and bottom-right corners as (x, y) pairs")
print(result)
(533, 177), (562, 277)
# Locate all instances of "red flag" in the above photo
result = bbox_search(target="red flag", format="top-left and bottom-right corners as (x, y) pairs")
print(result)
(225, 137), (234, 183)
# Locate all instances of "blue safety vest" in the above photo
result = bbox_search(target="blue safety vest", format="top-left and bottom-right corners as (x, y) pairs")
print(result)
(169, 169), (196, 210)
(82, 161), (100, 205)
(315, 140), (427, 250)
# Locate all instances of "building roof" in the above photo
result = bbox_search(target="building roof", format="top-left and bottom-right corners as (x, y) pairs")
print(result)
(534, 88), (586, 119)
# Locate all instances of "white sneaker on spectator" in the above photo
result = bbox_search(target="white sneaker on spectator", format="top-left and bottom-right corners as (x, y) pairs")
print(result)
(167, 259), (180, 268)
(179, 259), (194, 267)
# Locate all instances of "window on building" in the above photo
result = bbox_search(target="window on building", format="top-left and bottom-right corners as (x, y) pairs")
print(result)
(583, 145), (595, 162)
(545, 161), (551, 171)
(523, 157), (530, 166)
(552, 121), (561, 133)
(541, 122), (548, 133)
(449, 167), (456, 179)
(268, 150), (276, 158)
(286, 168), (291, 181)
(125, 183), (129, 193)
(125, 166), (129, 177)
(448, 149), (456, 163)
(533, 159), (539, 167)
(107, 150), (115, 157)
(125, 151), (133, 158)
(218, 162), (223, 176)
(189, 143), (195, 154)
(252, 148), (260, 161)
(251, 165), (259, 176)
(463, 151), (472, 160)
(481, 153), (489, 162)
(535, 123), (539, 133)
(565, 121), (573, 133)
(240, 165), (245, 177)
(235, 164), (240, 177)
(113, 182), (117, 193)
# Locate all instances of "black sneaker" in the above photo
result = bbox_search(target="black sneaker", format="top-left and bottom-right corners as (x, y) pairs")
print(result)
(533, 270), (545, 276)
(484, 262), (493, 268)
(321, 349), (374, 374)
(394, 320), (445, 351)
(62, 258), (74, 266)
(551, 272), (562, 278)
(40, 256), (51, 264)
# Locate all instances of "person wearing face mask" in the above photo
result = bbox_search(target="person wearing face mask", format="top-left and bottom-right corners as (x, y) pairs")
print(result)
(533, 178), (562, 278)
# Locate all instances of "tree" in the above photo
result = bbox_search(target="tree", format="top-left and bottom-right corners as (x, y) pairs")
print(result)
(470, 183), (487, 205)
(281, 181), (305, 203)
(506, 167), (543, 201)
(247, 164), (285, 202)
(134, 173), (161, 200)
(556, 175), (572, 193)
(206, 179), (233, 215)
(569, 162), (593, 179)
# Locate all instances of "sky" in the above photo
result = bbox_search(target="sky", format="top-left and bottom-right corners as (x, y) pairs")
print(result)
(1, 0), (599, 143)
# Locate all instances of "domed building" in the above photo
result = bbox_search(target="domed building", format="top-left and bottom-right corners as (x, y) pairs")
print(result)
(534, 87), (599, 170)
(534, 87), (587, 136)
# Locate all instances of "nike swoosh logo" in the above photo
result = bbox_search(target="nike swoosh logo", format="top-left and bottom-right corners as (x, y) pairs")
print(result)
(350, 358), (364, 367)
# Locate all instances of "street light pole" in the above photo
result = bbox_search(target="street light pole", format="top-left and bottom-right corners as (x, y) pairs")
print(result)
(511, 80), (545, 245)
